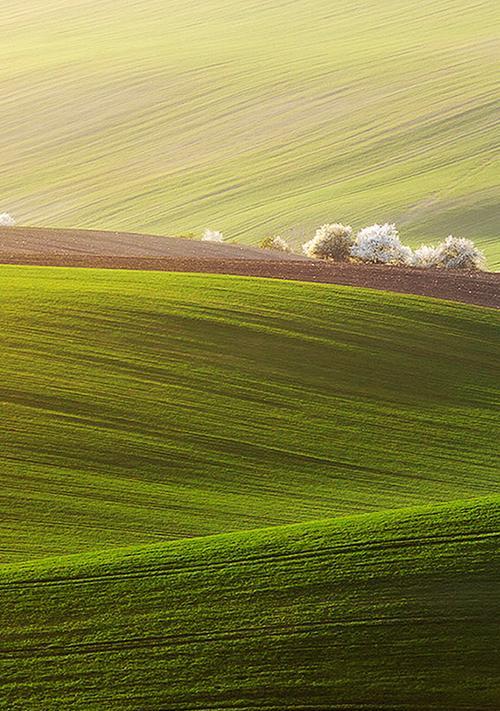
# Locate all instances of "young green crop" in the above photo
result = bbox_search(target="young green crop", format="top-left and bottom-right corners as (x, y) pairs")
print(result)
(0, 496), (498, 709)
(0, 265), (497, 562)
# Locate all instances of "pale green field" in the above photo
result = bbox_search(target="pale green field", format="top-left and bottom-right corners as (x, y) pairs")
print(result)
(1, 0), (498, 264)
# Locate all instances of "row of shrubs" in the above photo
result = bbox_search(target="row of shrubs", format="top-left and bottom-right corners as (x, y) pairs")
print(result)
(203, 223), (485, 270)
(260, 223), (486, 270)
(2, 213), (485, 270)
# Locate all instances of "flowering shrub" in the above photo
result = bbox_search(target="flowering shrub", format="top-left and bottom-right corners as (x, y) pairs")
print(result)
(259, 235), (292, 252)
(412, 244), (439, 268)
(430, 236), (485, 270)
(351, 223), (413, 265)
(0, 213), (15, 227)
(302, 223), (353, 260)
(201, 228), (224, 242)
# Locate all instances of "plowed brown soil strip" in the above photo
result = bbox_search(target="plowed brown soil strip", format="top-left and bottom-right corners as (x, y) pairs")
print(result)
(0, 227), (498, 308)
(0, 226), (308, 261)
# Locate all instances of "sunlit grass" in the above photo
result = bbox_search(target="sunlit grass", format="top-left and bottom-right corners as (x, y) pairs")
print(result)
(0, 265), (497, 562)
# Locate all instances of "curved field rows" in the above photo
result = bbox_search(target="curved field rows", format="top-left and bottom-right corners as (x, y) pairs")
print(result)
(0, 497), (498, 709)
(0, 266), (498, 562)
(1, 0), (498, 265)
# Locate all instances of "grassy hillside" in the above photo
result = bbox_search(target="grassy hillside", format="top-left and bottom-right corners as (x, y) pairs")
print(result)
(1, 496), (498, 709)
(0, 265), (498, 562)
(1, 0), (498, 265)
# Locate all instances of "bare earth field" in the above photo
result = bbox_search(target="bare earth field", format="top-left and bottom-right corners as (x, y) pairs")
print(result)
(0, 226), (307, 261)
(1, 227), (498, 309)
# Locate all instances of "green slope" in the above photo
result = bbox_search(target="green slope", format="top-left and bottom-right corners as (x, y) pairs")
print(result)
(1, 497), (498, 710)
(1, 0), (498, 265)
(1, 265), (498, 562)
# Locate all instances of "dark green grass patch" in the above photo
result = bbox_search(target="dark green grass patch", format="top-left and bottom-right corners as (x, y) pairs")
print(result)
(0, 266), (498, 561)
(0, 497), (498, 709)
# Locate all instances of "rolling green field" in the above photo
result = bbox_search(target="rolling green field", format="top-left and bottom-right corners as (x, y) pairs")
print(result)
(2, 0), (498, 265)
(0, 266), (498, 706)
(2, 0), (498, 701)
(1, 497), (498, 709)
(0, 266), (498, 562)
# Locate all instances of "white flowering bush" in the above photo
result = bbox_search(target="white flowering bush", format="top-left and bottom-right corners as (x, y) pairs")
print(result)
(351, 223), (413, 265)
(412, 244), (439, 268)
(0, 213), (16, 227)
(303, 223), (353, 261)
(259, 235), (292, 252)
(201, 228), (224, 243)
(430, 236), (485, 270)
